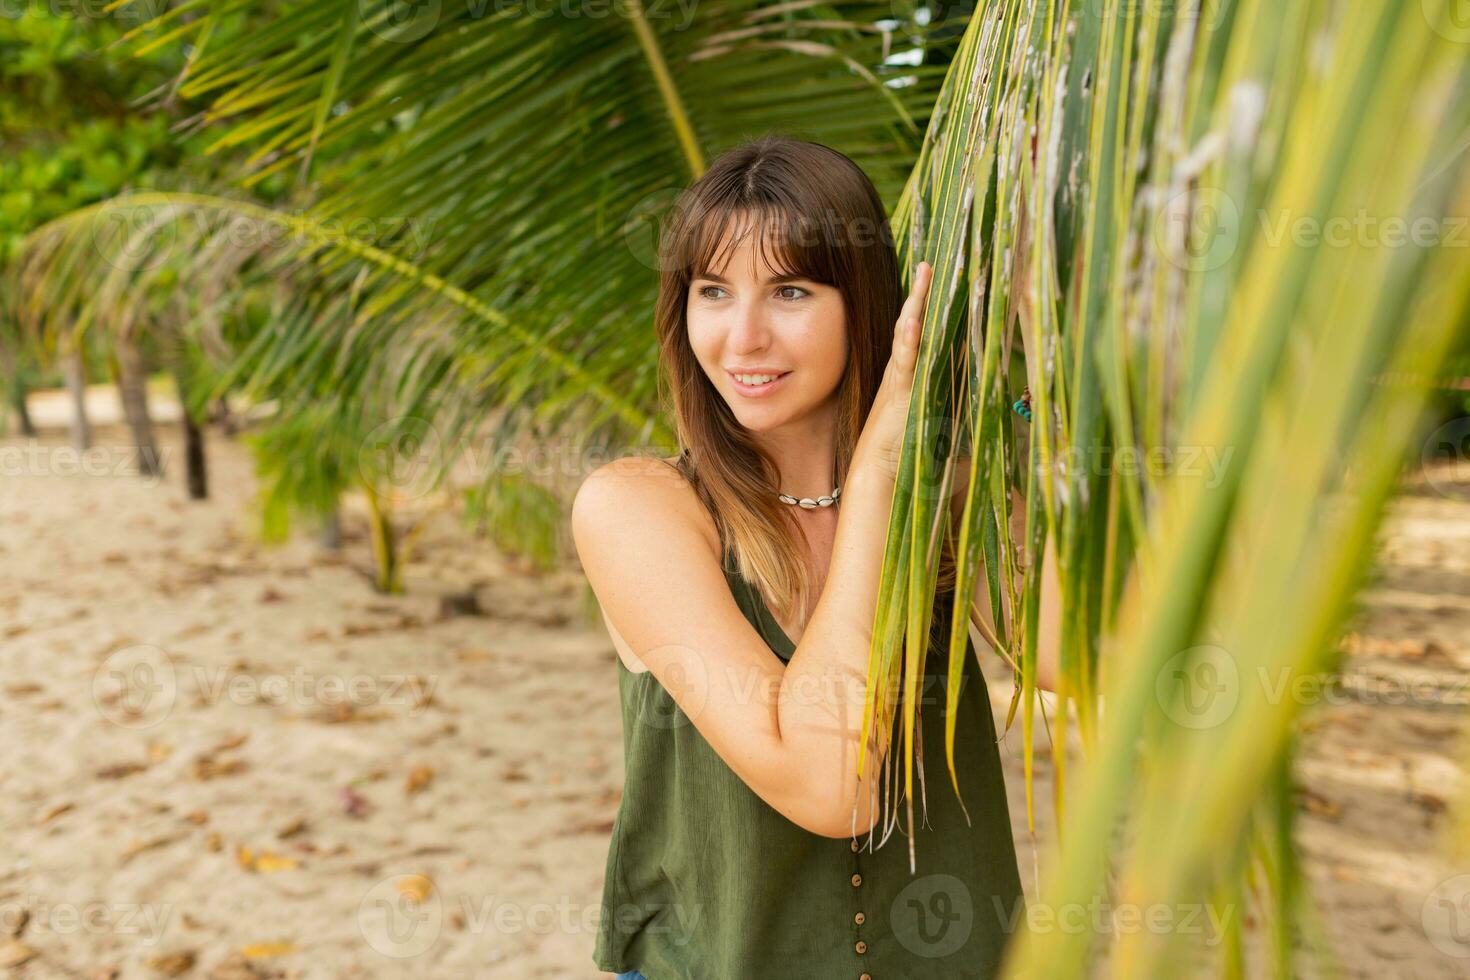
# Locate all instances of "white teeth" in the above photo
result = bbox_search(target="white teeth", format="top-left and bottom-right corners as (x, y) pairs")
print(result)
(734, 373), (779, 385)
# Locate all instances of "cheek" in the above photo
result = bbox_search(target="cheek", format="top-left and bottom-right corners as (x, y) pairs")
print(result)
(793, 329), (844, 379)
(803, 305), (848, 384)
(685, 311), (719, 368)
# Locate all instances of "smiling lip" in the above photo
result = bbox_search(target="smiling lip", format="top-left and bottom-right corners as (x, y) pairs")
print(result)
(727, 370), (791, 397)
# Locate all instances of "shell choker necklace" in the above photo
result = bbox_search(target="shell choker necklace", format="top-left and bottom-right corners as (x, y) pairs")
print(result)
(777, 485), (841, 509)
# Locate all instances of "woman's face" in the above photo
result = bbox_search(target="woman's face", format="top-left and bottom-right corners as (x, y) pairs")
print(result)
(686, 217), (848, 433)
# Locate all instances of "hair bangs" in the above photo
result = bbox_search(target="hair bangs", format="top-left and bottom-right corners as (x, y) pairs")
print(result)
(684, 197), (839, 289)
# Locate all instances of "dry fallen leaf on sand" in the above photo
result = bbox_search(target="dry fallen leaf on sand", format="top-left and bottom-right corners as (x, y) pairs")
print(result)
(396, 874), (434, 903)
(121, 833), (184, 866)
(144, 949), (196, 975)
(276, 816), (308, 839)
(1296, 788), (1343, 822)
(240, 942), (299, 958)
(455, 650), (494, 662)
(194, 756), (249, 781)
(339, 786), (372, 818)
(405, 765), (434, 795)
(235, 844), (300, 872)
(36, 801), (74, 825)
(211, 733), (249, 753)
(0, 939), (36, 968)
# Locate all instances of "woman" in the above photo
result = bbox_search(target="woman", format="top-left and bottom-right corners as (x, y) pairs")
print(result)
(573, 135), (1061, 979)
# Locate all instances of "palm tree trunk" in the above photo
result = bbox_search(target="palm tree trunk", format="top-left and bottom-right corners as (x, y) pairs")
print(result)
(6, 373), (37, 438)
(171, 369), (207, 499)
(0, 344), (37, 438)
(363, 484), (401, 593)
(320, 504), (343, 550)
(10, 385), (37, 437)
(114, 336), (162, 478)
(62, 346), (91, 451)
(181, 413), (206, 498)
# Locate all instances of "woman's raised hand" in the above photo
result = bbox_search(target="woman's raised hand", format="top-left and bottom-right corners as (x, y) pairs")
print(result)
(855, 260), (933, 479)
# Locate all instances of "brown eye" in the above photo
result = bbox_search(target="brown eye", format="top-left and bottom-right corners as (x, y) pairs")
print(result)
(777, 285), (809, 301)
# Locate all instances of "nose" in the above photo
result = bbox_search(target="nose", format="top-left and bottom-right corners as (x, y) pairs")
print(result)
(727, 296), (773, 356)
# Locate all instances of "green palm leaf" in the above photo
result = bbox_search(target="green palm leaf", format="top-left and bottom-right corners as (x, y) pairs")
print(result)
(878, 0), (1470, 974)
(98, 0), (953, 468)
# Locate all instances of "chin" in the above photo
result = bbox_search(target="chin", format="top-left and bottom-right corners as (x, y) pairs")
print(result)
(729, 406), (792, 433)
(722, 384), (834, 433)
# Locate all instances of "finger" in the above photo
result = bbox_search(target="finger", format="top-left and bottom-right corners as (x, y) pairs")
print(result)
(910, 262), (934, 338)
(893, 263), (931, 351)
(895, 260), (931, 332)
(916, 259), (933, 302)
(890, 263), (931, 378)
(914, 262), (933, 336)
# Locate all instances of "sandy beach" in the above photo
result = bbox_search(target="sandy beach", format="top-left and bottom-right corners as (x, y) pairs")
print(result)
(1, 393), (1466, 978)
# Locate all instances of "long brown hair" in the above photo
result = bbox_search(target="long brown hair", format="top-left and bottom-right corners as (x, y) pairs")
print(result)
(653, 134), (955, 630)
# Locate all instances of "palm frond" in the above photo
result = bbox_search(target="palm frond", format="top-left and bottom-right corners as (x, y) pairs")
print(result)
(874, 1), (1470, 974)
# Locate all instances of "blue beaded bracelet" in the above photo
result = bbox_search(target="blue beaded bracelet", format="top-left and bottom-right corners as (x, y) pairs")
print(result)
(1012, 385), (1032, 422)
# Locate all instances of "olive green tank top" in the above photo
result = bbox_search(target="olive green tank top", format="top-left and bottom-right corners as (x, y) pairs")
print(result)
(593, 547), (1025, 979)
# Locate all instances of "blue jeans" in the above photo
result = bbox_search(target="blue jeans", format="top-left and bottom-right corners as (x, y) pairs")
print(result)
(615, 972), (647, 980)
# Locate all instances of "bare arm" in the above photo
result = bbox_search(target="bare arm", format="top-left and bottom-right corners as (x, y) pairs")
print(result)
(573, 265), (935, 839)
(576, 456), (904, 838)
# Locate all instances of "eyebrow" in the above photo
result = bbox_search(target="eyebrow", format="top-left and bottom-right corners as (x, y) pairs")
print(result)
(694, 271), (811, 285)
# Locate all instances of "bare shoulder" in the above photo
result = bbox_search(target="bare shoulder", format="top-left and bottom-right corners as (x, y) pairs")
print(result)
(572, 453), (773, 690)
(572, 454), (720, 560)
(572, 455), (723, 672)
(572, 453), (862, 832)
